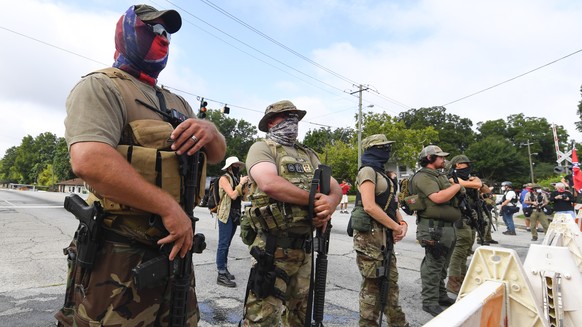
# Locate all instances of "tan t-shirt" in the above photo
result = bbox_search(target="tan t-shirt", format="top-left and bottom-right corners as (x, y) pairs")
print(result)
(64, 69), (194, 149)
(356, 166), (389, 195)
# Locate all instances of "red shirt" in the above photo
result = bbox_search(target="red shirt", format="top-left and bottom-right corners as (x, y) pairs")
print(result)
(340, 182), (350, 195)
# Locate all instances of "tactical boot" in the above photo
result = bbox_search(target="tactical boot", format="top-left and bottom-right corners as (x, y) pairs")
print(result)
(422, 304), (444, 316)
(446, 276), (462, 294)
(225, 268), (235, 280)
(488, 239), (499, 244)
(531, 236), (538, 241)
(217, 273), (236, 288)
(438, 296), (456, 307)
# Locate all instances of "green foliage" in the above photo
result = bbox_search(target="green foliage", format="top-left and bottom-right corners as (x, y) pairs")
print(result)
(322, 140), (357, 183)
(398, 106), (475, 156)
(304, 127), (353, 154)
(0, 133), (73, 186)
(363, 111), (438, 168)
(465, 135), (527, 183)
(205, 109), (258, 176)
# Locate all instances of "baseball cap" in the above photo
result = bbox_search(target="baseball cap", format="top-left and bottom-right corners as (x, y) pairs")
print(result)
(362, 134), (394, 151)
(419, 145), (449, 158)
(134, 4), (182, 34)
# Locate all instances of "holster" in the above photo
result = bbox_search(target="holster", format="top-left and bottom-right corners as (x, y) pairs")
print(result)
(248, 236), (290, 302)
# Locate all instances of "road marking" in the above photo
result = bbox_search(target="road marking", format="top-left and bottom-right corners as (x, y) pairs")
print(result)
(0, 206), (63, 209)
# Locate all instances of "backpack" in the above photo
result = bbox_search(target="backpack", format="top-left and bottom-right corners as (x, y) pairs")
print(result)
(398, 172), (420, 215)
(207, 176), (222, 213)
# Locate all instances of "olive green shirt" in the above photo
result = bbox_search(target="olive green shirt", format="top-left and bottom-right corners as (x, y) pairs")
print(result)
(413, 168), (461, 222)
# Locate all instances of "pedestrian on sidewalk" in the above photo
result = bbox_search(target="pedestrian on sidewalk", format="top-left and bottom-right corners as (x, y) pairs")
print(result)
(523, 184), (550, 241)
(499, 181), (518, 235)
(215, 156), (248, 287)
(551, 182), (576, 219)
(339, 179), (351, 213)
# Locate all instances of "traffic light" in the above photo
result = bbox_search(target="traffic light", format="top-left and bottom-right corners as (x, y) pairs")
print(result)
(198, 98), (208, 119)
(221, 104), (230, 114)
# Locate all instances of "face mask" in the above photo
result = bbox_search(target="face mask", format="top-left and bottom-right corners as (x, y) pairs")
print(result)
(361, 147), (391, 170)
(231, 166), (240, 176)
(267, 116), (299, 146)
(455, 167), (471, 180)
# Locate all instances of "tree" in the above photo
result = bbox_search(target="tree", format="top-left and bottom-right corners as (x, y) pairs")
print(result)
(465, 135), (528, 184)
(303, 127), (354, 154)
(53, 137), (75, 183)
(206, 109), (257, 176)
(363, 111), (438, 169)
(398, 106), (475, 156)
(0, 146), (18, 182)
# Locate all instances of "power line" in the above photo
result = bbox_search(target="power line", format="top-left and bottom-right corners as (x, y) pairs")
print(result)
(195, 0), (360, 86)
(0, 26), (109, 67)
(166, 1), (352, 96)
(442, 48), (582, 106)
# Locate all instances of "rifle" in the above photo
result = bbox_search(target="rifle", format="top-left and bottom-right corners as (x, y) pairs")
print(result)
(305, 164), (332, 327)
(449, 169), (487, 245)
(377, 223), (394, 325)
(64, 194), (106, 270)
(146, 93), (207, 327)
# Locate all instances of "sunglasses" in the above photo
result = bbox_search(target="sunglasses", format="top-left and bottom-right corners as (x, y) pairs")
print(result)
(150, 23), (171, 42)
(374, 144), (392, 151)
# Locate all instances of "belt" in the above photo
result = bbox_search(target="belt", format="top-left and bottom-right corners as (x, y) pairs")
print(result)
(418, 218), (454, 227)
(275, 233), (311, 250)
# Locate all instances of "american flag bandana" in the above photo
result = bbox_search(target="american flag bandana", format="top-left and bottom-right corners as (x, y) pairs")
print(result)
(113, 6), (170, 85)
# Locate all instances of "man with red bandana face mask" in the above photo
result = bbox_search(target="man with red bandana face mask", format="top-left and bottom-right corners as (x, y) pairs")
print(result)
(55, 4), (226, 327)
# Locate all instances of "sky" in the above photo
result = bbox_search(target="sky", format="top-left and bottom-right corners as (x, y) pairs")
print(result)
(1, 0), (582, 158)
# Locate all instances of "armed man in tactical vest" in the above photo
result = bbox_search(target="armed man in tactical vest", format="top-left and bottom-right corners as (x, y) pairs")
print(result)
(445, 155), (490, 294)
(412, 145), (461, 317)
(350, 134), (409, 327)
(55, 5), (226, 327)
(240, 100), (342, 326)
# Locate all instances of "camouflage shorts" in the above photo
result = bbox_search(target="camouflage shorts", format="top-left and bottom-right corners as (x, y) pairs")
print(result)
(55, 240), (199, 326)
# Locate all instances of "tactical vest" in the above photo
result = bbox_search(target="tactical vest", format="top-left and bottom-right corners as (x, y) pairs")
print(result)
(353, 167), (393, 213)
(414, 168), (461, 222)
(84, 68), (206, 240)
(246, 139), (317, 235)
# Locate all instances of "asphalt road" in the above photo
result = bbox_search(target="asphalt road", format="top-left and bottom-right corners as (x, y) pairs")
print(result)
(0, 189), (534, 327)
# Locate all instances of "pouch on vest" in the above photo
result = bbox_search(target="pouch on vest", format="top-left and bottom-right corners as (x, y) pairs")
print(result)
(127, 120), (174, 149)
(350, 206), (373, 232)
(240, 207), (257, 246)
(404, 194), (426, 212)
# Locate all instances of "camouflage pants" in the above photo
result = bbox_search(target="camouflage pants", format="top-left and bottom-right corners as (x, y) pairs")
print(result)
(448, 220), (473, 277)
(354, 225), (408, 327)
(241, 243), (311, 327)
(55, 240), (199, 327)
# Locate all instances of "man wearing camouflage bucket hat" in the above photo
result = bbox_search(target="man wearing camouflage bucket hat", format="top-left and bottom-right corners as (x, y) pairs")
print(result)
(411, 145), (462, 316)
(351, 134), (409, 326)
(240, 100), (342, 326)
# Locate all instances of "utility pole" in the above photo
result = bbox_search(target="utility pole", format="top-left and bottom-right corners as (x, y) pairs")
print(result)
(350, 84), (370, 168)
(525, 139), (535, 183)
